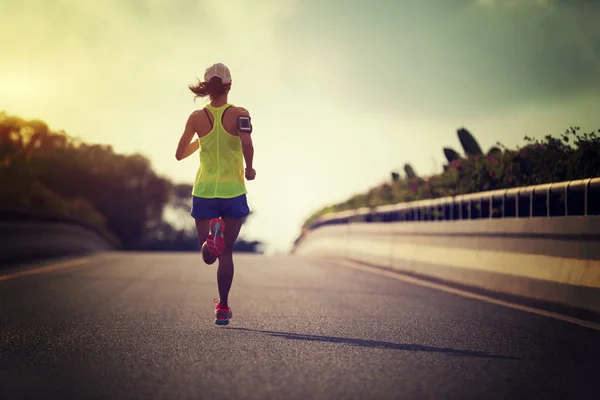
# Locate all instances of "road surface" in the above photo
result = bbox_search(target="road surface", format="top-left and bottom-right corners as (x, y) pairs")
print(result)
(1, 252), (599, 399)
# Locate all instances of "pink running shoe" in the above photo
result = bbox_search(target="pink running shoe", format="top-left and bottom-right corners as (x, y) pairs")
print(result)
(214, 298), (232, 325)
(201, 242), (216, 265)
(206, 218), (226, 257)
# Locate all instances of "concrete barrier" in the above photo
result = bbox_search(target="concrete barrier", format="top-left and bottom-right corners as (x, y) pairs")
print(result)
(295, 216), (600, 317)
(0, 215), (117, 266)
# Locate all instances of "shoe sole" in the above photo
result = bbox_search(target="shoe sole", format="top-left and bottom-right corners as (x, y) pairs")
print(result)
(201, 243), (217, 265)
(215, 310), (232, 325)
(207, 218), (226, 257)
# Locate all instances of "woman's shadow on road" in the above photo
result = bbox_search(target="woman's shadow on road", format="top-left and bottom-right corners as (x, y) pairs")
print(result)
(227, 327), (520, 360)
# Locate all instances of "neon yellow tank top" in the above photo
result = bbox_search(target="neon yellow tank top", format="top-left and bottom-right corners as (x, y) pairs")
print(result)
(192, 103), (247, 199)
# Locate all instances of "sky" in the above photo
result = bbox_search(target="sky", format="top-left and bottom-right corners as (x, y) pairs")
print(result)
(2, 0), (600, 253)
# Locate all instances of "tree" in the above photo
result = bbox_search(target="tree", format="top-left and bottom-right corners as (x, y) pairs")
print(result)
(457, 128), (484, 156)
(0, 111), (172, 249)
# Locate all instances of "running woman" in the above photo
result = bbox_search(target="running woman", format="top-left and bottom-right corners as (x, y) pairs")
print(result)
(175, 62), (256, 325)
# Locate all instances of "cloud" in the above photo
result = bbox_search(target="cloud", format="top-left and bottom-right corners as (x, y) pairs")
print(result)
(6, 0), (598, 121)
(475, 0), (552, 6)
(2, 0), (599, 252)
(271, 0), (600, 118)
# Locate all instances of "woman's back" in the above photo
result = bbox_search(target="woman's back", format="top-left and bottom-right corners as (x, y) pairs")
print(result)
(193, 103), (247, 199)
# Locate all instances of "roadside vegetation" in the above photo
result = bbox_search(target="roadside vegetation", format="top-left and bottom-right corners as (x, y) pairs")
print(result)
(300, 126), (600, 233)
(0, 111), (263, 252)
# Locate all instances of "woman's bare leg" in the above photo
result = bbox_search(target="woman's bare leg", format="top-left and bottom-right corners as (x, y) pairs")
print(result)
(216, 216), (244, 306)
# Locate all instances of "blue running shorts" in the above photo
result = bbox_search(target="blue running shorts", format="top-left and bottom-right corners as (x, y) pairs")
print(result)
(190, 194), (250, 219)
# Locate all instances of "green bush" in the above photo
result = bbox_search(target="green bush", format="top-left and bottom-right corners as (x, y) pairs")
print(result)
(300, 127), (600, 232)
(0, 111), (172, 249)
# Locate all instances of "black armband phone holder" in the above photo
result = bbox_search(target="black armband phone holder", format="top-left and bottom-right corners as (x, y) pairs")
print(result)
(237, 116), (252, 134)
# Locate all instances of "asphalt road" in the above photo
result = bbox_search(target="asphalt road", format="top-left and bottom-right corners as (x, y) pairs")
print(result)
(1, 252), (599, 400)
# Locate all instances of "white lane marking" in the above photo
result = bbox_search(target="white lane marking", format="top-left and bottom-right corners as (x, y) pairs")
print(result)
(321, 257), (600, 332)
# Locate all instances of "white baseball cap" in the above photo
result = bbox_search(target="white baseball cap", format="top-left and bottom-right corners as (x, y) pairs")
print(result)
(204, 63), (232, 84)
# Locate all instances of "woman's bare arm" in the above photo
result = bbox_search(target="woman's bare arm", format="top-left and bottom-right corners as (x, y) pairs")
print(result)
(175, 112), (199, 161)
(179, 139), (199, 160)
(236, 107), (255, 180)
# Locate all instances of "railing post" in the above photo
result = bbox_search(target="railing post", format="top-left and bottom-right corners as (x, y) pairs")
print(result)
(468, 199), (472, 220)
(565, 181), (570, 216)
(442, 200), (445, 221)
(529, 189), (533, 218)
(547, 184), (551, 217)
(442, 198), (448, 221)
(585, 178), (592, 216)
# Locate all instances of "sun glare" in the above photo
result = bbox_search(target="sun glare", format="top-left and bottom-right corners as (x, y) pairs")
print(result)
(0, 73), (37, 102)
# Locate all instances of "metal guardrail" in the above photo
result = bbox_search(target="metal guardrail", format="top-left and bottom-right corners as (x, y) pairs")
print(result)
(309, 177), (600, 230)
